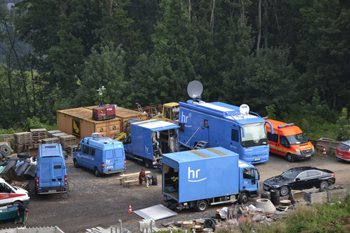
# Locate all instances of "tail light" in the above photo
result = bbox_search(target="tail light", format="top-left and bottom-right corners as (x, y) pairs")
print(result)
(124, 159), (126, 165)
(64, 175), (67, 186)
(154, 159), (157, 163)
(36, 177), (39, 188)
(102, 162), (105, 168)
(331, 174), (335, 177)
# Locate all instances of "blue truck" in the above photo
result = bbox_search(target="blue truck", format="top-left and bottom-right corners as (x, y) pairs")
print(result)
(178, 101), (273, 164)
(73, 133), (126, 177)
(36, 143), (68, 194)
(162, 147), (260, 212)
(124, 119), (180, 168)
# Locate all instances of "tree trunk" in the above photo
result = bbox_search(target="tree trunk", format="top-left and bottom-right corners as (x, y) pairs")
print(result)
(257, 0), (262, 52)
(210, 0), (216, 40)
(264, 0), (268, 48)
(31, 61), (36, 114)
(189, 0), (192, 23)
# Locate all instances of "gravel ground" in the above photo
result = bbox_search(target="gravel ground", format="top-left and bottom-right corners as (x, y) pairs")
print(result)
(0, 153), (349, 232)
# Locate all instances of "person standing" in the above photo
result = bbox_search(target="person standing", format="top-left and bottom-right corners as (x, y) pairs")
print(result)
(14, 203), (28, 224)
(139, 168), (149, 187)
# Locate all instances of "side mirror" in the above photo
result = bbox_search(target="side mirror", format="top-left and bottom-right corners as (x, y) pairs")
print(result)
(296, 178), (300, 181)
(73, 148), (76, 152)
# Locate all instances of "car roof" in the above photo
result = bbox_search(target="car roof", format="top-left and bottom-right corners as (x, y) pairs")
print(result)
(289, 166), (333, 174)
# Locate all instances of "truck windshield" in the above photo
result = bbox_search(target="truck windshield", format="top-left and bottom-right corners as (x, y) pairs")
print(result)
(241, 122), (268, 147)
(172, 106), (179, 121)
(286, 133), (308, 145)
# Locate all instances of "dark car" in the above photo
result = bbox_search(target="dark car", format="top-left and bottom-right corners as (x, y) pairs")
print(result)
(263, 166), (335, 196)
(335, 141), (350, 161)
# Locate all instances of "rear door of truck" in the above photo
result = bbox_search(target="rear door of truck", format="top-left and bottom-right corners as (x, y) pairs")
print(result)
(52, 157), (66, 189)
(39, 159), (51, 188)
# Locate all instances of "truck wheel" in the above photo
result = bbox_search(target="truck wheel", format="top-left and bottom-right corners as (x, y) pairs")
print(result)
(239, 192), (249, 204)
(280, 186), (289, 196)
(144, 160), (152, 168)
(196, 200), (208, 212)
(74, 160), (80, 168)
(286, 153), (294, 162)
(94, 168), (101, 177)
(13, 201), (21, 206)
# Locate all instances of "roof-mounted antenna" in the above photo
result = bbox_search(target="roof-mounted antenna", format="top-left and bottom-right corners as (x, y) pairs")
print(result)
(187, 81), (203, 102)
(97, 86), (106, 107)
(240, 104), (250, 119)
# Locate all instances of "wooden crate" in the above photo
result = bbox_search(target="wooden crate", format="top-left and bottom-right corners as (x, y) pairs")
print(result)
(30, 128), (47, 143)
(13, 132), (32, 145)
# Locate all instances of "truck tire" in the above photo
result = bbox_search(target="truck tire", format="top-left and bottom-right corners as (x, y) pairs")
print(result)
(0, 144), (11, 157)
(286, 153), (294, 162)
(94, 168), (101, 177)
(144, 159), (153, 168)
(280, 186), (290, 196)
(238, 192), (249, 204)
(204, 219), (217, 231)
(196, 200), (208, 212)
(74, 159), (80, 168)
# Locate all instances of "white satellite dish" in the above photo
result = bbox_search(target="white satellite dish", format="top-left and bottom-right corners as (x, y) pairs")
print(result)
(240, 104), (250, 115)
(187, 81), (203, 99)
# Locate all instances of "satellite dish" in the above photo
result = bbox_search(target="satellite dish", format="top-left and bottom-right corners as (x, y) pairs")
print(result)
(240, 104), (250, 115)
(187, 81), (203, 99)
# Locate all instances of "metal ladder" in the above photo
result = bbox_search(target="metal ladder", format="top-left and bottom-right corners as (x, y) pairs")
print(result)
(194, 141), (208, 149)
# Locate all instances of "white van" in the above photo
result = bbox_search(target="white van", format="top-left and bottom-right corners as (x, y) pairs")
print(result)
(0, 178), (30, 206)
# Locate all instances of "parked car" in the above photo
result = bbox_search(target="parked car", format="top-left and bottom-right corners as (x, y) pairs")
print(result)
(263, 166), (335, 196)
(0, 178), (30, 206)
(335, 141), (350, 161)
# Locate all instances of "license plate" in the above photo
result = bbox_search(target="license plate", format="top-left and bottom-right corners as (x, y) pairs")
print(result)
(48, 190), (56, 193)
(255, 158), (261, 161)
(305, 154), (311, 157)
(107, 166), (113, 169)
(339, 153), (343, 155)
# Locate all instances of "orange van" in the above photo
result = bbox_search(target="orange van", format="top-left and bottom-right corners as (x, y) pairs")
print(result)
(265, 119), (315, 162)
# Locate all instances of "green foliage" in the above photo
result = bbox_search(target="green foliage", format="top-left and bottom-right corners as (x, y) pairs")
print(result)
(265, 104), (276, 119)
(336, 108), (350, 141)
(22, 117), (57, 132)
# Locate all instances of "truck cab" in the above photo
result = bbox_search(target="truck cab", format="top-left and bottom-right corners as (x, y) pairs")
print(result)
(36, 143), (68, 194)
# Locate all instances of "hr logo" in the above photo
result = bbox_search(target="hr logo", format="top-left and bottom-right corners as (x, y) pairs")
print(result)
(181, 112), (189, 123)
(188, 167), (207, 182)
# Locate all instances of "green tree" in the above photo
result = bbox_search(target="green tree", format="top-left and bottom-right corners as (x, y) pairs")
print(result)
(336, 108), (350, 141)
(75, 43), (128, 107)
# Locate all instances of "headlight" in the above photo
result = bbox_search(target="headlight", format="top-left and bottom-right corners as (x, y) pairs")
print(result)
(312, 146), (315, 152)
(296, 149), (301, 155)
(270, 185), (280, 188)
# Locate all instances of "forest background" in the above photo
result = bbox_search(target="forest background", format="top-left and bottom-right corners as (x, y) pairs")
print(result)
(0, 0), (350, 141)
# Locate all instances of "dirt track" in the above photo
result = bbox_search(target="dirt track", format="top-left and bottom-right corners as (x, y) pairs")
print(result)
(0, 153), (349, 232)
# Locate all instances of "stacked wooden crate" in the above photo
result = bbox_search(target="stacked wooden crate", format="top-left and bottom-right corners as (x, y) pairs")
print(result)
(47, 130), (62, 138)
(41, 138), (60, 144)
(31, 128), (47, 145)
(52, 132), (68, 138)
(13, 132), (32, 153)
(60, 135), (77, 157)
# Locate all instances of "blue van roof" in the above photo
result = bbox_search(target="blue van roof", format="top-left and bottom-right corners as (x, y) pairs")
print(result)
(39, 143), (63, 157)
(81, 135), (123, 150)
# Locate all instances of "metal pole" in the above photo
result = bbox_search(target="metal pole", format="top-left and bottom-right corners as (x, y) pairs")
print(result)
(150, 220), (153, 233)
(119, 219), (122, 233)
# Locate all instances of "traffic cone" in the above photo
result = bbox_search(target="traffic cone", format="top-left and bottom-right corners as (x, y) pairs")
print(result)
(323, 146), (327, 157)
(128, 204), (133, 213)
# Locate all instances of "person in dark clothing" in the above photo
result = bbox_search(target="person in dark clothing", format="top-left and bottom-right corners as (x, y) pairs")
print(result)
(139, 168), (149, 187)
(15, 203), (28, 224)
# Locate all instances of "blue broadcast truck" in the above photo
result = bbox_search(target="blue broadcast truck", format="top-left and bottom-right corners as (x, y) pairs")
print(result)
(36, 143), (68, 194)
(178, 101), (273, 164)
(162, 147), (260, 212)
(73, 133), (126, 177)
(124, 119), (180, 168)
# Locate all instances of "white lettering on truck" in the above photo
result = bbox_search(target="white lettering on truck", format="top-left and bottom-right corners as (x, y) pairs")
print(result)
(188, 167), (207, 182)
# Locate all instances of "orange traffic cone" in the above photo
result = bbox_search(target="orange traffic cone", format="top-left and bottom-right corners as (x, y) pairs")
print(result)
(323, 146), (327, 157)
(128, 204), (133, 213)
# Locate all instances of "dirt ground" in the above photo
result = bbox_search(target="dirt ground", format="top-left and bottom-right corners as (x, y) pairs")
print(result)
(1, 153), (349, 232)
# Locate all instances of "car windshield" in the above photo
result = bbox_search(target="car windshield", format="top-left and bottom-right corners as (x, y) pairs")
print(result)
(241, 122), (268, 147)
(286, 133), (308, 145)
(281, 169), (300, 179)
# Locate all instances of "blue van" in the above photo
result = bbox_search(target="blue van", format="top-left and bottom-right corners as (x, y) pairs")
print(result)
(73, 133), (126, 177)
(36, 143), (68, 194)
